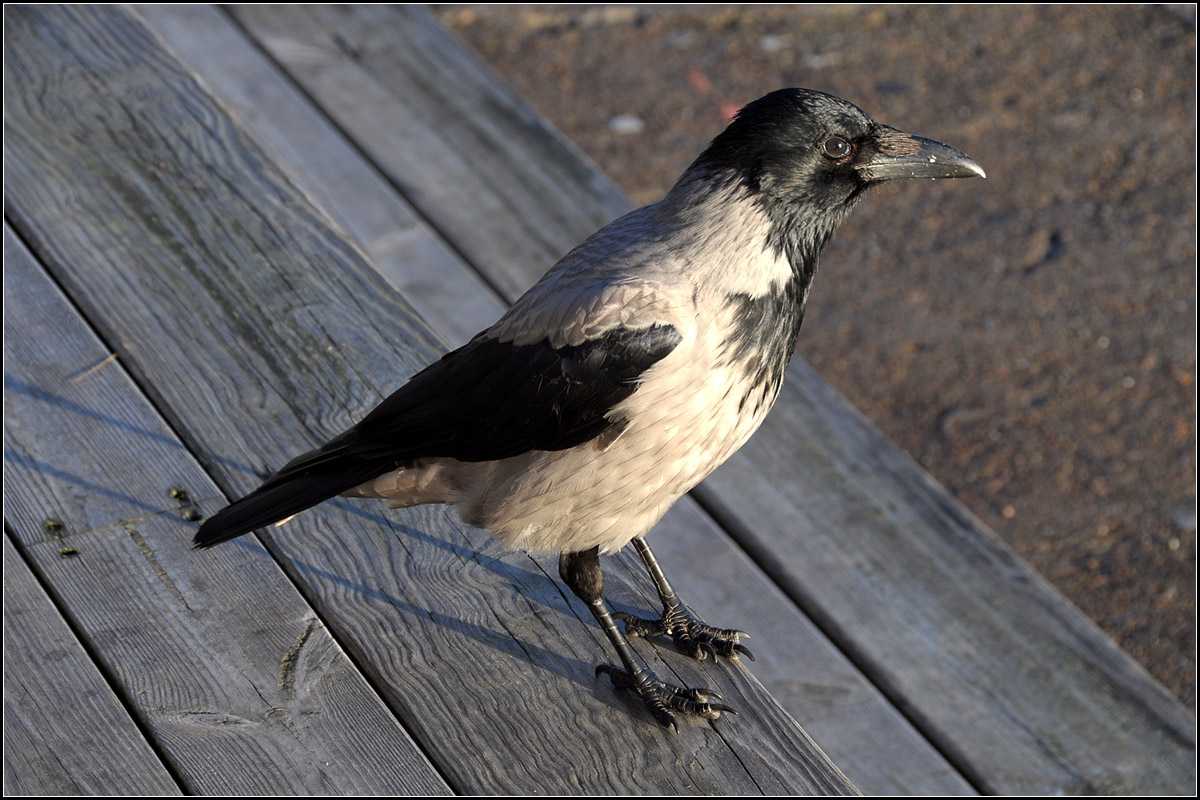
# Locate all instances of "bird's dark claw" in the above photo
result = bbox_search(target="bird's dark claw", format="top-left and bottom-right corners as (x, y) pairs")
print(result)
(596, 663), (735, 731)
(614, 606), (755, 662)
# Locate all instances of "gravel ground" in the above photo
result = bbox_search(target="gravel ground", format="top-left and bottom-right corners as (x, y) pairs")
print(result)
(435, 4), (1196, 708)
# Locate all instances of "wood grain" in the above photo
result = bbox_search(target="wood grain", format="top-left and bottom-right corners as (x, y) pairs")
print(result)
(704, 361), (1197, 793)
(138, 5), (975, 793)
(139, 3), (505, 349)
(4, 5), (854, 794)
(225, 4), (1196, 794)
(3, 226), (451, 795)
(3, 537), (181, 796)
(228, 3), (632, 301)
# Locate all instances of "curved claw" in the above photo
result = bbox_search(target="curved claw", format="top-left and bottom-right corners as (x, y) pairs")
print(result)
(681, 685), (724, 702)
(694, 639), (717, 662)
(595, 664), (737, 729)
(734, 643), (756, 662)
(617, 606), (753, 664)
(705, 636), (754, 662)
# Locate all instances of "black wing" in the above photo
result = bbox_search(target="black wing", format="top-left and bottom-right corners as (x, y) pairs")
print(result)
(193, 323), (680, 548)
(354, 323), (682, 462)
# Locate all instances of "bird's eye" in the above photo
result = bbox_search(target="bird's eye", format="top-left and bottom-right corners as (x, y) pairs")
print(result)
(822, 136), (854, 160)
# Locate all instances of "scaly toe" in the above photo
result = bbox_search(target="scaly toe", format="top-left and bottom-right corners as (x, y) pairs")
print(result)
(595, 664), (737, 729)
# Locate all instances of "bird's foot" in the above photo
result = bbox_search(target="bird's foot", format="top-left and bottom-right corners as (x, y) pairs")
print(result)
(595, 663), (735, 732)
(614, 603), (754, 662)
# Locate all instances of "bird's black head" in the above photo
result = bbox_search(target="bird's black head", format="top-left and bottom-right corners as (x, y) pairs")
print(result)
(688, 88), (984, 269)
(695, 88), (984, 202)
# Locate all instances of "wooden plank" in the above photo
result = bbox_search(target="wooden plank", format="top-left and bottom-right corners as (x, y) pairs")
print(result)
(3, 536), (181, 795)
(140, 6), (976, 794)
(610, 502), (975, 795)
(227, 3), (631, 302)
(138, 4), (503, 349)
(704, 363), (1197, 794)
(228, 4), (1196, 794)
(1, 226), (451, 795)
(3, 5), (855, 795)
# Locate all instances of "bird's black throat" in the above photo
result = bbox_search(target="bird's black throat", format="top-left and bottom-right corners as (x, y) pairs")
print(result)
(721, 274), (806, 417)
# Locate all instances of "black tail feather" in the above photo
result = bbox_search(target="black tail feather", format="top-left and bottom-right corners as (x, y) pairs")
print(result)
(193, 459), (389, 549)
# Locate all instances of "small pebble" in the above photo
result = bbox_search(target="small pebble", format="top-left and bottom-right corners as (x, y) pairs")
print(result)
(609, 115), (645, 135)
(759, 34), (792, 52)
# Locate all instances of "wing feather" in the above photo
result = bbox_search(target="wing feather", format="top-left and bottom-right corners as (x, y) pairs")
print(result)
(351, 323), (682, 462)
(193, 322), (681, 548)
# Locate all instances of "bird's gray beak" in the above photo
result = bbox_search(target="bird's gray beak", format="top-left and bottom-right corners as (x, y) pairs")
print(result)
(855, 126), (986, 182)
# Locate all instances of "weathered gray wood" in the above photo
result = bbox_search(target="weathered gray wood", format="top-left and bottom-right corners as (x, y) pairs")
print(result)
(2, 226), (451, 796)
(227, 3), (631, 302)
(138, 3), (503, 349)
(3, 5), (855, 795)
(228, 4), (1196, 794)
(140, 5), (974, 794)
(597, 502), (975, 795)
(3, 536), (181, 796)
(704, 363), (1197, 794)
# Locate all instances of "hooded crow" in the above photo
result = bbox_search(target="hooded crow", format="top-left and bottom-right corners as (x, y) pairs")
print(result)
(195, 88), (984, 729)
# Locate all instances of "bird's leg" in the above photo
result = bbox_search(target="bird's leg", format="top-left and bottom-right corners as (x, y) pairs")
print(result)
(559, 546), (734, 731)
(614, 537), (754, 662)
